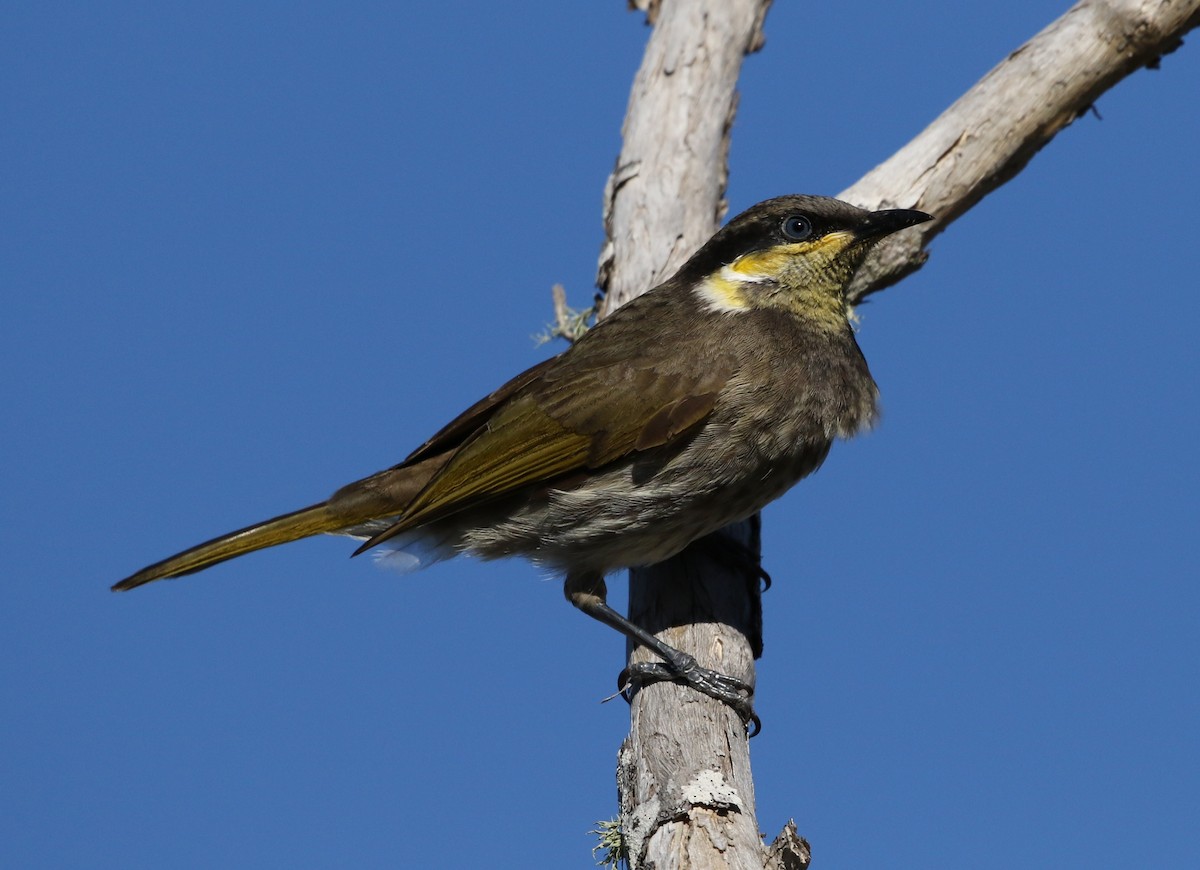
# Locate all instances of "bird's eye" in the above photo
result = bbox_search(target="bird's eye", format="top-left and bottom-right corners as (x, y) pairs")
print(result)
(781, 215), (814, 241)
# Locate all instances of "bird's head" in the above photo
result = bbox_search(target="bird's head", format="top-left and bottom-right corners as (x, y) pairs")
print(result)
(679, 194), (932, 324)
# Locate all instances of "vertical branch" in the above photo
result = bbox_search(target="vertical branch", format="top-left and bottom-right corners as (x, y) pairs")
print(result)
(597, 2), (779, 869)
(598, 0), (768, 310)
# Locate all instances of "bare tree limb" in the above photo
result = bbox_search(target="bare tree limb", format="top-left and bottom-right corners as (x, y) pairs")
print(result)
(599, 1), (1199, 868)
(598, 0), (769, 314)
(844, 0), (1200, 303)
(598, 4), (773, 869)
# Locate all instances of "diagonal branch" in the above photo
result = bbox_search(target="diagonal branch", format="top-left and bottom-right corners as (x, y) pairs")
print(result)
(844, 0), (1200, 302)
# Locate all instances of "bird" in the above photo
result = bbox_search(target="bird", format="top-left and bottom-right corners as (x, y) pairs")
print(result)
(114, 194), (932, 724)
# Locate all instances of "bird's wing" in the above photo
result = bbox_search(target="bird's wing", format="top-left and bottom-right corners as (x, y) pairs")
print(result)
(360, 336), (736, 545)
(402, 354), (563, 464)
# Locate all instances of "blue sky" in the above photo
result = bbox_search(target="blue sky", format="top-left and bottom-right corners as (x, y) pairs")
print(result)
(3, 2), (1197, 867)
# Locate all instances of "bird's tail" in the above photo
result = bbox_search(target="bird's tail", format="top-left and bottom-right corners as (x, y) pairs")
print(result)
(112, 501), (345, 591)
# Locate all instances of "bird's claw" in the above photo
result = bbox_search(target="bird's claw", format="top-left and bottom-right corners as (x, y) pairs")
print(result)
(618, 655), (761, 736)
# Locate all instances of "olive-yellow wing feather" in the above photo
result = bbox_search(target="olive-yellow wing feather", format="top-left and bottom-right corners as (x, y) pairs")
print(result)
(357, 331), (736, 550)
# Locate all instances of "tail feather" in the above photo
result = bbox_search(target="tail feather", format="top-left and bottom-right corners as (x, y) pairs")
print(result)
(112, 501), (343, 591)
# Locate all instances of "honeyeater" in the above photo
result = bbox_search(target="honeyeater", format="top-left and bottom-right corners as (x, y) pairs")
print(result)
(114, 194), (932, 722)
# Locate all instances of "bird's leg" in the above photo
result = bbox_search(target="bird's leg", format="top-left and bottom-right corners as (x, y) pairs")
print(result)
(564, 572), (758, 731)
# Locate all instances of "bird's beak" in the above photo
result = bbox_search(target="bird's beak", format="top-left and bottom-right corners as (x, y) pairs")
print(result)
(857, 208), (933, 241)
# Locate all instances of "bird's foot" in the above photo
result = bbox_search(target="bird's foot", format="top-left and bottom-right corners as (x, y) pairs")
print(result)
(619, 652), (760, 736)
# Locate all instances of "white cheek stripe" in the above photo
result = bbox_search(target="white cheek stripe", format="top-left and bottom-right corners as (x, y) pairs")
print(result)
(724, 263), (770, 284)
(693, 265), (767, 313)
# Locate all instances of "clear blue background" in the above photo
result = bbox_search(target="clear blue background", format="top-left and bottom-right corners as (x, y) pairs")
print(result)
(4, 2), (1197, 867)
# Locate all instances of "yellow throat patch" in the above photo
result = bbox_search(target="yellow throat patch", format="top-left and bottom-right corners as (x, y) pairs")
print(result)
(694, 231), (858, 314)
